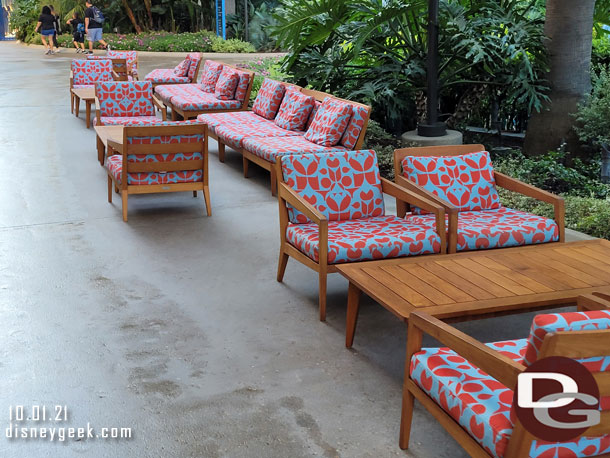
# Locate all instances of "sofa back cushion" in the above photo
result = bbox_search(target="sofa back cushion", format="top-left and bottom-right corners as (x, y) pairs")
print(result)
(281, 149), (385, 224)
(523, 310), (610, 366)
(96, 81), (155, 117)
(306, 100), (322, 129)
(401, 150), (501, 212)
(274, 89), (316, 132)
(233, 69), (251, 102)
(72, 59), (113, 85)
(173, 57), (191, 77)
(186, 53), (202, 82)
(341, 104), (369, 149)
(108, 50), (138, 69)
(304, 97), (353, 147)
(252, 78), (286, 120)
(200, 60), (223, 92)
(214, 68), (240, 100)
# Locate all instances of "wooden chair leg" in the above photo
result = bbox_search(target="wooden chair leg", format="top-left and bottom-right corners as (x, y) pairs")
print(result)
(218, 142), (225, 163)
(203, 186), (212, 216)
(318, 271), (327, 322)
(243, 156), (249, 178)
(115, 185), (119, 194)
(345, 282), (361, 348)
(270, 166), (278, 196)
(277, 250), (289, 282)
(70, 93), (74, 114)
(121, 192), (128, 222)
(399, 385), (416, 450)
(107, 176), (112, 203)
(193, 191), (197, 197)
(171, 109), (177, 121)
(75, 97), (80, 117)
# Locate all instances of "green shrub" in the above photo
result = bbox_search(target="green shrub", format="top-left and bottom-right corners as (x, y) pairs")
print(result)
(363, 120), (402, 180)
(211, 38), (256, 53)
(574, 65), (610, 149)
(9, 0), (39, 42)
(237, 57), (290, 101)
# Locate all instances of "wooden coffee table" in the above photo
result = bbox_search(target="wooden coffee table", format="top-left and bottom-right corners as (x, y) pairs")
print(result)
(337, 239), (610, 348)
(94, 125), (123, 165)
(71, 87), (96, 128)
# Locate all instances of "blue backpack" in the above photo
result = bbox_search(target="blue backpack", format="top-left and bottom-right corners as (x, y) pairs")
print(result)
(76, 22), (85, 33)
(91, 6), (105, 24)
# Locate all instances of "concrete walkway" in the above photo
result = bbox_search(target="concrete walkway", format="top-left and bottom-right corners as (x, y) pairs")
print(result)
(0, 41), (589, 458)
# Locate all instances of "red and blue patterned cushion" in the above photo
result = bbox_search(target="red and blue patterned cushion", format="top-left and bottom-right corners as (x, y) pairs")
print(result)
(214, 67), (240, 100)
(274, 89), (316, 132)
(145, 69), (190, 84)
(172, 57), (191, 76)
(171, 92), (242, 111)
(242, 135), (346, 164)
(94, 116), (160, 127)
(107, 50), (138, 70)
(186, 53), (202, 82)
(411, 338), (610, 458)
(341, 104), (369, 149)
(215, 121), (303, 150)
(306, 101), (322, 129)
(197, 111), (264, 128)
(106, 154), (203, 185)
(71, 59), (113, 86)
(200, 60), (223, 92)
(404, 207), (559, 251)
(286, 215), (441, 264)
(281, 150), (385, 224)
(523, 311), (610, 366)
(402, 151), (501, 213)
(154, 83), (199, 104)
(252, 78), (286, 120)
(304, 97), (353, 147)
(96, 81), (155, 117)
(234, 69), (251, 102)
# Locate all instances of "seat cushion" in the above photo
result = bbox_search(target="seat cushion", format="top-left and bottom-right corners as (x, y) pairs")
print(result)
(274, 89), (316, 131)
(281, 149), (385, 223)
(405, 207), (559, 251)
(197, 111), (265, 129)
(402, 150), (501, 213)
(200, 60), (223, 92)
(304, 97), (353, 147)
(286, 215), (441, 264)
(214, 67), (239, 100)
(95, 116), (161, 126)
(340, 104), (368, 149)
(145, 69), (189, 84)
(171, 92), (242, 111)
(106, 154), (203, 186)
(411, 338), (610, 458)
(252, 78), (286, 120)
(242, 135), (346, 164)
(215, 121), (303, 150)
(173, 58), (190, 77)
(96, 81), (155, 117)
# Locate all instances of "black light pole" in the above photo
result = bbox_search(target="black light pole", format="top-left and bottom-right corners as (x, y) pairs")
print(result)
(417, 0), (447, 137)
(244, 0), (248, 42)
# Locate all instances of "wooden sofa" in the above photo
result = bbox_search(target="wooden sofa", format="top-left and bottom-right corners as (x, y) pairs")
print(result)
(144, 53), (204, 87)
(393, 144), (565, 253)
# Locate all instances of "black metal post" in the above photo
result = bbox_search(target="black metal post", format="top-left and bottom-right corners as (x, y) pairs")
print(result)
(244, 0), (249, 42)
(418, 0), (447, 137)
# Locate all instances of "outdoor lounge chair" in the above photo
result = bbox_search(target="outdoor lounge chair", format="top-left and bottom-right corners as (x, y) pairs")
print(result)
(105, 122), (210, 222)
(94, 81), (166, 126)
(275, 149), (446, 321)
(401, 292), (610, 457)
(154, 59), (253, 121)
(393, 144), (565, 253)
(144, 53), (203, 87)
(70, 59), (113, 113)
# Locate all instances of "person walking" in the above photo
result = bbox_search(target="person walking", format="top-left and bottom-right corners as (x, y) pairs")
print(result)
(67, 12), (85, 53)
(34, 6), (56, 55)
(84, 1), (108, 54)
(49, 5), (60, 53)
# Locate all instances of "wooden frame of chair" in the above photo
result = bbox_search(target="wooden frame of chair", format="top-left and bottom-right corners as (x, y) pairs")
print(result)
(274, 159), (446, 321)
(105, 124), (210, 222)
(69, 60), (125, 114)
(94, 92), (167, 126)
(400, 292), (610, 457)
(240, 89), (372, 196)
(393, 144), (566, 253)
(166, 63), (254, 121)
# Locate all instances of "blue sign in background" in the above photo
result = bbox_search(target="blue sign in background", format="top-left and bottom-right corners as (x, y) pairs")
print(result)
(215, 0), (226, 40)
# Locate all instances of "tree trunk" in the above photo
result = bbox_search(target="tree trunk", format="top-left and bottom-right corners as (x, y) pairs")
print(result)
(524, 0), (595, 156)
(143, 0), (153, 30)
(122, 0), (142, 34)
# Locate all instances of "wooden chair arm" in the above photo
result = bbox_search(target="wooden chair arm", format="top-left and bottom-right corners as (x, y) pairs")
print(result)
(394, 175), (457, 213)
(107, 139), (123, 154)
(70, 71), (74, 88)
(409, 312), (523, 389)
(578, 292), (610, 311)
(152, 96), (167, 120)
(278, 182), (327, 225)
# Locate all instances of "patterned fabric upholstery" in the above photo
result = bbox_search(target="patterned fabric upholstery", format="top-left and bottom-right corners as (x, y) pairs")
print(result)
(214, 67), (239, 100)
(234, 69), (251, 102)
(306, 101), (322, 129)
(72, 84), (94, 89)
(186, 53), (202, 82)
(242, 135), (346, 164)
(304, 97), (353, 147)
(197, 111), (265, 128)
(252, 78), (286, 120)
(405, 207), (559, 251)
(200, 60), (223, 92)
(96, 81), (155, 117)
(171, 92), (242, 111)
(411, 337), (610, 458)
(173, 58), (191, 76)
(401, 151), (501, 213)
(106, 155), (203, 185)
(274, 89), (316, 131)
(215, 121), (303, 150)
(71, 59), (113, 86)
(523, 311), (610, 366)
(281, 150), (385, 224)
(144, 69), (189, 84)
(341, 104), (369, 149)
(107, 50), (138, 71)
(94, 116), (160, 127)
(287, 215), (441, 264)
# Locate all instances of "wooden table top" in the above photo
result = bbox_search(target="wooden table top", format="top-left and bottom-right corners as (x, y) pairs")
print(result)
(71, 87), (95, 99)
(337, 239), (610, 321)
(94, 125), (123, 146)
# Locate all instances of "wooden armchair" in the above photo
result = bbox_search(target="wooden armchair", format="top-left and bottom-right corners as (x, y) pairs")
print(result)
(275, 149), (446, 321)
(105, 123), (210, 222)
(94, 81), (166, 127)
(401, 291), (610, 457)
(393, 145), (565, 253)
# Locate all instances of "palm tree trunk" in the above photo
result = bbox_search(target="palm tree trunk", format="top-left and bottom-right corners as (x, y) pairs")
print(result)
(143, 0), (153, 30)
(524, 0), (595, 156)
(122, 0), (142, 34)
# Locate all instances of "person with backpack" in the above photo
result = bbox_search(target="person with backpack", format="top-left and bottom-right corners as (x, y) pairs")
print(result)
(34, 5), (55, 55)
(67, 12), (85, 53)
(84, 1), (108, 54)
